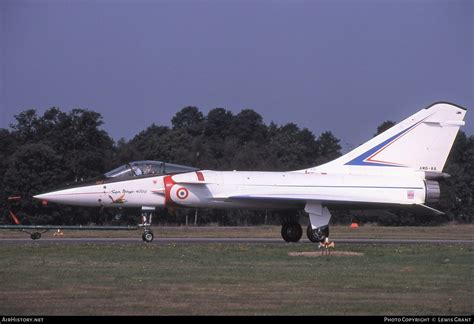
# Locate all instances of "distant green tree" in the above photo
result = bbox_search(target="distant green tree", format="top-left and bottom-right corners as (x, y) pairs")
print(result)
(438, 131), (473, 223)
(374, 120), (395, 136)
(199, 108), (235, 168)
(265, 123), (319, 171)
(10, 108), (114, 180)
(3, 108), (115, 225)
(124, 124), (170, 161)
(230, 109), (267, 145)
(171, 106), (204, 136)
(314, 131), (341, 165)
(3, 143), (63, 224)
(9, 109), (39, 141)
(113, 137), (138, 165)
(204, 108), (233, 139)
(56, 109), (115, 179)
(0, 129), (18, 220)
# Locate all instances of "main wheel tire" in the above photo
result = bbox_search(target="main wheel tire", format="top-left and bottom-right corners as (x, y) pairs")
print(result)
(142, 231), (154, 243)
(307, 225), (330, 243)
(306, 225), (319, 243)
(281, 223), (302, 243)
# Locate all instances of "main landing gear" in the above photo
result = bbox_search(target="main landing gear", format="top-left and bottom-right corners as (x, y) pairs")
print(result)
(280, 223), (330, 243)
(280, 203), (332, 244)
(140, 207), (155, 243)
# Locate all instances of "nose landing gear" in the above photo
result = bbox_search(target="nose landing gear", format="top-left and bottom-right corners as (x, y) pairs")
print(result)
(140, 207), (155, 243)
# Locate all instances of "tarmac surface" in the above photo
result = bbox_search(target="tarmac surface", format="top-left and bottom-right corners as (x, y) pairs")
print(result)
(0, 237), (472, 244)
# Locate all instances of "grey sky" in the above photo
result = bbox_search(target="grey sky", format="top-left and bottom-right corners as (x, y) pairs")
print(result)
(1, 0), (472, 152)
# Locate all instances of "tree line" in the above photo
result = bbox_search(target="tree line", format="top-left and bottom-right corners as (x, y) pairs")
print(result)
(0, 106), (472, 226)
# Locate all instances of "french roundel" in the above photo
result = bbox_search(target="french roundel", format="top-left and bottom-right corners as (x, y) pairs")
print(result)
(176, 187), (189, 200)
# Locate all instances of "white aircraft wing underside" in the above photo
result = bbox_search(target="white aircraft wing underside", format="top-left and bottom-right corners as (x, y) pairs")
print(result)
(221, 194), (444, 215)
(221, 193), (400, 205)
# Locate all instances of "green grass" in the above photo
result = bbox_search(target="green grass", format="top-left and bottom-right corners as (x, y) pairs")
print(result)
(1, 224), (473, 239)
(0, 243), (472, 315)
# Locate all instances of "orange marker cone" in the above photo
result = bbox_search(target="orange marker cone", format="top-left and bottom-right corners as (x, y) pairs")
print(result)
(350, 222), (359, 228)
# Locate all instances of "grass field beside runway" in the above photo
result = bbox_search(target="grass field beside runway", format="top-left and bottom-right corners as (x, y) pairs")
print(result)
(0, 242), (472, 315)
(0, 224), (473, 240)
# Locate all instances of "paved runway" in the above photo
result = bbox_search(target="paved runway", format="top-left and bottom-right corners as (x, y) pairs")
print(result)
(0, 237), (472, 244)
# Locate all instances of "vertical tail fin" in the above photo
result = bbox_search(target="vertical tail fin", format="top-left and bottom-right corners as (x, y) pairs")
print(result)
(309, 102), (467, 173)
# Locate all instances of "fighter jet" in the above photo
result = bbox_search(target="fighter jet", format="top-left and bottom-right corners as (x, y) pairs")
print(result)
(33, 102), (467, 243)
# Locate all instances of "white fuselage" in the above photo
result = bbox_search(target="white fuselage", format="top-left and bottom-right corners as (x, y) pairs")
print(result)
(167, 170), (426, 208)
(35, 169), (428, 210)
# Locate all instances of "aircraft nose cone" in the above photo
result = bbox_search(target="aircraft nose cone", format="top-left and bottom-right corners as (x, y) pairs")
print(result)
(33, 193), (52, 201)
(32, 186), (105, 207)
(33, 191), (67, 204)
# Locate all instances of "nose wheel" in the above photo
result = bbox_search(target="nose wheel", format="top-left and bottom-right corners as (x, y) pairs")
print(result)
(142, 230), (154, 243)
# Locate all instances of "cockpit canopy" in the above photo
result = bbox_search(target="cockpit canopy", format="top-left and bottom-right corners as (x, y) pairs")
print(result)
(104, 160), (199, 178)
